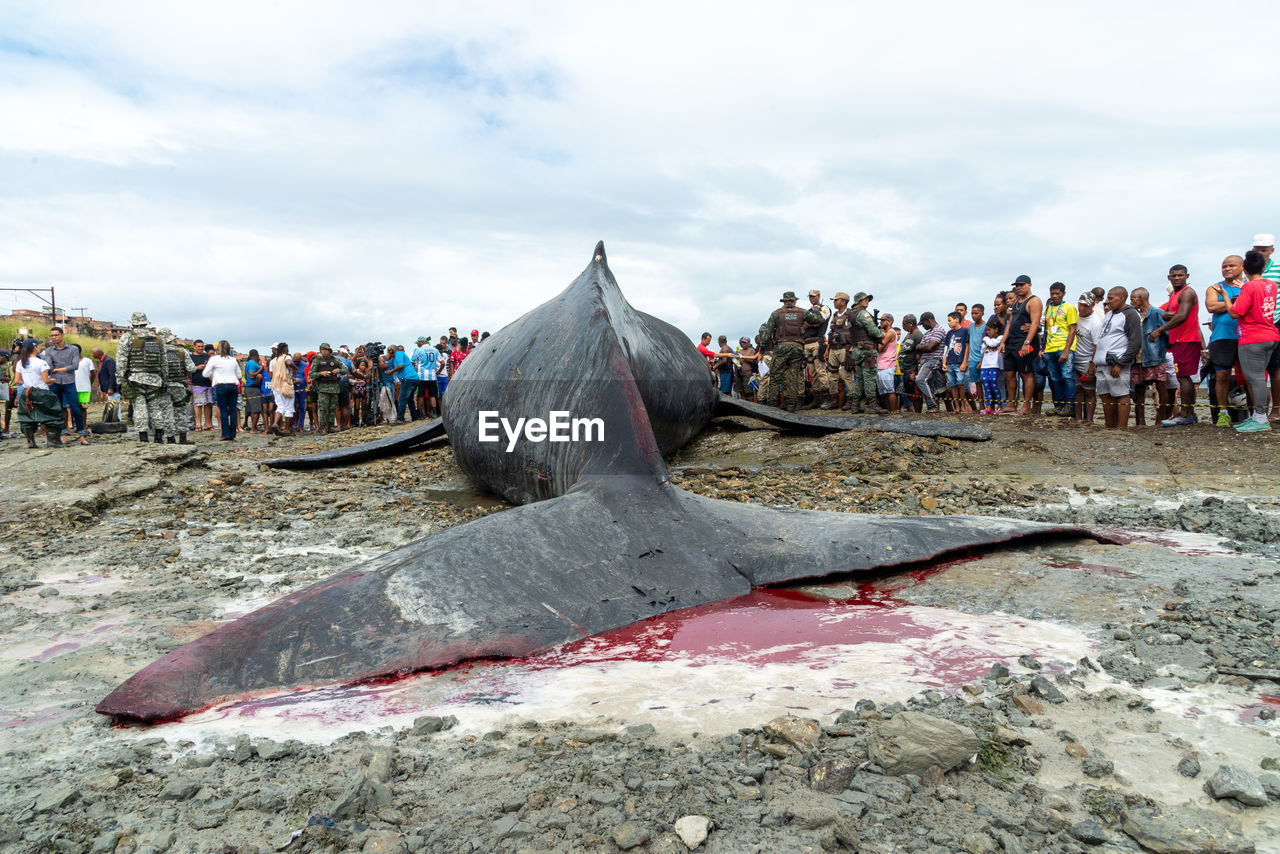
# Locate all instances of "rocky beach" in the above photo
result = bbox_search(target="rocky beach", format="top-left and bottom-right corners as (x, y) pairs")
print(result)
(1, 413), (1278, 854)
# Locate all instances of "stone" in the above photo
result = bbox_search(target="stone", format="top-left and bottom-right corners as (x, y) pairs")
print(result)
(1068, 819), (1108, 845)
(33, 783), (78, 813)
(1177, 755), (1201, 778)
(764, 715), (821, 750)
(788, 802), (839, 829)
(1206, 764), (1269, 807)
(1011, 695), (1045, 716)
(232, 734), (253, 764)
(809, 757), (858, 792)
(363, 832), (408, 854)
(1029, 675), (1067, 703)
(1065, 743), (1088, 758)
(990, 725), (1029, 747)
(158, 776), (200, 801)
(1122, 805), (1253, 854)
(492, 816), (533, 838)
(410, 716), (444, 735)
(1258, 773), (1280, 801)
(674, 815), (710, 849)
(610, 822), (650, 850)
(255, 738), (295, 761)
(961, 830), (998, 853)
(867, 711), (980, 776)
(1081, 756), (1114, 778)
(624, 723), (656, 739)
(1017, 655), (1042, 671)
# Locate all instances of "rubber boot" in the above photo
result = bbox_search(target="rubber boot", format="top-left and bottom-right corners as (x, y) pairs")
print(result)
(166, 435), (177, 444)
(818, 390), (832, 410)
(46, 431), (62, 448)
(178, 432), (193, 445)
(23, 427), (38, 449)
(153, 430), (164, 445)
(837, 387), (848, 411)
(138, 432), (149, 443)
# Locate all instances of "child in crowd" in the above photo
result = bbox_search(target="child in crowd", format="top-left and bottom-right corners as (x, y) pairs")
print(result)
(942, 311), (970, 412)
(980, 317), (1005, 413)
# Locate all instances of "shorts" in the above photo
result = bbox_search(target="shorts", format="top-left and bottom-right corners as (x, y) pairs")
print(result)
(1003, 348), (1035, 374)
(78, 391), (90, 405)
(1170, 341), (1200, 378)
(876, 369), (896, 394)
(1130, 364), (1165, 384)
(338, 385), (350, 408)
(244, 387), (263, 414)
(193, 386), (213, 405)
(421, 380), (439, 398)
(945, 366), (965, 387)
(438, 376), (449, 397)
(966, 362), (981, 385)
(1209, 339), (1238, 371)
(273, 389), (295, 418)
(1095, 370), (1131, 398)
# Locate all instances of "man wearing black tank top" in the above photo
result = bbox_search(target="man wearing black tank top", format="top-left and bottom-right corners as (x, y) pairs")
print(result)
(999, 275), (1043, 414)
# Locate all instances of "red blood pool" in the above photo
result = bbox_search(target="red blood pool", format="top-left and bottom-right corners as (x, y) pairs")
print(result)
(29, 642), (81, 663)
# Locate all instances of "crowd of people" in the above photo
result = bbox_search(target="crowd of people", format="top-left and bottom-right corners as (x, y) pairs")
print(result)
(721, 234), (1279, 433)
(4, 233), (1277, 445)
(1, 318), (492, 446)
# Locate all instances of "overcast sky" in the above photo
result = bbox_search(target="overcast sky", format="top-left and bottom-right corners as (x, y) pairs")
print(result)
(1, 1), (1276, 350)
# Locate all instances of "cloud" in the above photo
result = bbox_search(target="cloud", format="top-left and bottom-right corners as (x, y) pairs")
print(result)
(0, 1), (1277, 351)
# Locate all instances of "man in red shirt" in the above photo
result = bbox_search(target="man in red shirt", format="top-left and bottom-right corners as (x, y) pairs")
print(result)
(1150, 264), (1201, 426)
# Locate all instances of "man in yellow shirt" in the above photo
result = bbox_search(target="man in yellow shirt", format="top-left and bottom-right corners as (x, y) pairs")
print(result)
(1043, 281), (1079, 417)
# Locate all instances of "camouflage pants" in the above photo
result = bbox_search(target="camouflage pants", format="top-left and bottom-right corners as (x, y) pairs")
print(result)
(757, 355), (773, 403)
(770, 345), (804, 407)
(132, 387), (173, 434)
(803, 341), (824, 392)
(825, 347), (848, 396)
(845, 347), (878, 399)
(317, 389), (339, 429)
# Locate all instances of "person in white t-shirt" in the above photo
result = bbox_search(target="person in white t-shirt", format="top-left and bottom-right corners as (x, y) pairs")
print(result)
(12, 340), (65, 448)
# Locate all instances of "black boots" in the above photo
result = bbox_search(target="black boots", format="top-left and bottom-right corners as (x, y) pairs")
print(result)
(153, 430), (164, 444)
(178, 432), (192, 445)
(23, 427), (37, 449)
(139, 432), (149, 443)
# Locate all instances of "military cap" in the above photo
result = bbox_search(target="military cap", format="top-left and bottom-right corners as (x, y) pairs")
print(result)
(319, 342), (332, 350)
(157, 327), (175, 343)
(808, 289), (821, 297)
(853, 291), (873, 303)
(416, 336), (428, 344)
(130, 311), (149, 327)
(832, 291), (851, 302)
(780, 291), (798, 302)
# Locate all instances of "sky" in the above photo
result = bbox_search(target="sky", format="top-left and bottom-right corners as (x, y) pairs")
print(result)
(1, 1), (1277, 351)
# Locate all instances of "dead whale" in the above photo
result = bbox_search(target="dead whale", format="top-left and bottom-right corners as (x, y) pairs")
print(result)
(98, 243), (1090, 722)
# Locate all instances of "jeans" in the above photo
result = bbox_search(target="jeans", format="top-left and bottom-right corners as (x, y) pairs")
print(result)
(213, 383), (239, 439)
(916, 361), (942, 406)
(51, 382), (85, 435)
(1044, 352), (1076, 406)
(397, 378), (420, 421)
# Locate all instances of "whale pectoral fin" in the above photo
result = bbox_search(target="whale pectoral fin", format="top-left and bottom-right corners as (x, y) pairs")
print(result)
(263, 417), (448, 469)
(683, 489), (1099, 586)
(713, 393), (992, 441)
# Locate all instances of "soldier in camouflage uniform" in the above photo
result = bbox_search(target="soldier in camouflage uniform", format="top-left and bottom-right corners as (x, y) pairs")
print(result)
(843, 292), (887, 413)
(158, 328), (196, 444)
(760, 291), (824, 412)
(801, 289), (831, 408)
(116, 312), (170, 442)
(309, 343), (343, 434)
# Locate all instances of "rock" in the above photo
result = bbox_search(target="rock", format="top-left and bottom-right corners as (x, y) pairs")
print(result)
(254, 738), (295, 761)
(1206, 764), (1269, 807)
(1066, 743), (1088, 758)
(233, 733), (253, 764)
(158, 776), (200, 801)
(763, 715), (821, 750)
(1011, 695), (1045, 716)
(610, 821), (650, 850)
(363, 832), (408, 853)
(990, 726), (1030, 747)
(788, 802), (839, 829)
(492, 816), (533, 838)
(961, 830), (998, 853)
(1017, 655), (1042, 671)
(1258, 773), (1280, 801)
(1122, 805), (1253, 854)
(1145, 676), (1183, 691)
(1029, 675), (1067, 703)
(33, 782), (78, 813)
(809, 757), (858, 792)
(0, 818), (20, 843)
(624, 723), (656, 739)
(38, 585), (60, 598)
(674, 815), (710, 849)
(989, 663), (1010, 679)
(867, 711), (981, 776)
(410, 716), (445, 735)
(1068, 819), (1108, 845)
(1081, 756), (1114, 778)
(1177, 755), (1201, 778)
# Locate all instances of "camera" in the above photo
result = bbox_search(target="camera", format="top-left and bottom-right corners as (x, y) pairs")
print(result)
(365, 341), (385, 361)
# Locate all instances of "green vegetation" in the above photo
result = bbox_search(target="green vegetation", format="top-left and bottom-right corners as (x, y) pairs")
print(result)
(1, 319), (117, 359)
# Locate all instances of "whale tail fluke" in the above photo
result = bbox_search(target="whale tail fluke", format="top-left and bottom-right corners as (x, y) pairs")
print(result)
(713, 394), (993, 441)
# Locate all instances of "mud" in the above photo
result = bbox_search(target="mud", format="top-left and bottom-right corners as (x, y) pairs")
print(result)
(0, 412), (1277, 853)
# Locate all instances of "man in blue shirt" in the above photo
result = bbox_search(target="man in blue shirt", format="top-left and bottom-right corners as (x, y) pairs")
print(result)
(391, 345), (418, 422)
(412, 336), (440, 418)
(967, 304), (986, 411)
(1206, 254), (1247, 426)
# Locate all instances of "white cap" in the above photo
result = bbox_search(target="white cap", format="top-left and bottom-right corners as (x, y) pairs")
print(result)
(1252, 233), (1275, 247)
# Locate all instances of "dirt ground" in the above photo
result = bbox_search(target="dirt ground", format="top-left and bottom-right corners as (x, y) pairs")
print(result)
(0, 409), (1277, 853)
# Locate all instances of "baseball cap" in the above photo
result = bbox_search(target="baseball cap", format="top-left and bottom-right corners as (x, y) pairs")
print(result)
(470, 329), (479, 337)
(808, 289), (821, 297)
(1078, 292), (1095, 306)
(1253, 233), (1276, 247)
(1011, 274), (1032, 286)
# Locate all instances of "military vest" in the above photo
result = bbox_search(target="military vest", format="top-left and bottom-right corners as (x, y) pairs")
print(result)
(311, 355), (342, 391)
(164, 346), (188, 384)
(129, 334), (164, 375)
(773, 307), (806, 342)
(849, 311), (873, 347)
(828, 311), (853, 347)
(803, 305), (831, 343)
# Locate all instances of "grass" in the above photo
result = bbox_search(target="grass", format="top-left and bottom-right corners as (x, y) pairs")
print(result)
(1, 320), (117, 359)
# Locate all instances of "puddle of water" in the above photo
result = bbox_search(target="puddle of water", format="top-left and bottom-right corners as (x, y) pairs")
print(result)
(1101, 528), (1238, 557)
(160, 587), (1097, 747)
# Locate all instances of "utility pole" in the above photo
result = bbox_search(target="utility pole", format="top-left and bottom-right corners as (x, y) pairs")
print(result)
(1, 287), (56, 321)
